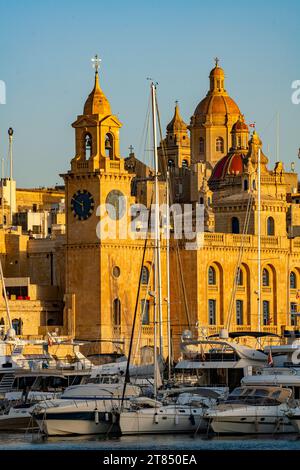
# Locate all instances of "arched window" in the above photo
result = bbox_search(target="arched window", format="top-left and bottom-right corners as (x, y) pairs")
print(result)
(290, 271), (297, 289)
(182, 159), (188, 168)
(208, 266), (216, 285)
(84, 133), (92, 158)
(12, 318), (22, 335)
(237, 136), (242, 148)
(168, 159), (175, 168)
(231, 217), (240, 234)
(236, 268), (243, 286)
(141, 299), (150, 325)
(105, 133), (114, 160)
(243, 179), (248, 191)
(113, 298), (121, 326)
(141, 266), (149, 285)
(199, 137), (204, 153)
(199, 197), (204, 205)
(216, 137), (224, 152)
(267, 217), (275, 236)
(262, 268), (269, 287)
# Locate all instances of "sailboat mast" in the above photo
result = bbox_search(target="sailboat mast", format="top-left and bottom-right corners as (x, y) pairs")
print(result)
(166, 170), (171, 380)
(151, 83), (163, 358)
(257, 147), (261, 332)
(0, 258), (12, 329)
(8, 128), (13, 226)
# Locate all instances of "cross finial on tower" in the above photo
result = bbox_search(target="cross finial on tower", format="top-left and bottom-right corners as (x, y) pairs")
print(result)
(91, 54), (101, 73)
(214, 57), (219, 67)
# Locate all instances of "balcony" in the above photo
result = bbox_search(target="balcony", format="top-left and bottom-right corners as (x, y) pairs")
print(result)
(142, 325), (154, 336)
(261, 236), (279, 247)
(204, 233), (224, 245)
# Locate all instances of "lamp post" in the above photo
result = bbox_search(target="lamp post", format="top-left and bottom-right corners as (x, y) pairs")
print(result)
(8, 127), (14, 226)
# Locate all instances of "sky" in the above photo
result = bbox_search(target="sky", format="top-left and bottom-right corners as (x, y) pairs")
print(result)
(0, 0), (299, 187)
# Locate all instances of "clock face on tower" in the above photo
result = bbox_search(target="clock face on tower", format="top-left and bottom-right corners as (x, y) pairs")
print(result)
(71, 190), (94, 220)
(105, 190), (126, 220)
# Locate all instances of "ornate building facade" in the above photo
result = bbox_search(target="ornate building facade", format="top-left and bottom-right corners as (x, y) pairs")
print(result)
(1, 59), (300, 360)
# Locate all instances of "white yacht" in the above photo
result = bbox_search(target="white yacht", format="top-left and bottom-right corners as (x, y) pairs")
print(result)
(241, 330), (300, 398)
(285, 406), (300, 433)
(116, 387), (225, 435)
(0, 391), (61, 432)
(32, 382), (141, 436)
(205, 385), (294, 434)
(174, 332), (273, 390)
(0, 402), (38, 431)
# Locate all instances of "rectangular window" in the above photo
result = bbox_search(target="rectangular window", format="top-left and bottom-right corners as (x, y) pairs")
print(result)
(291, 302), (297, 326)
(32, 225), (41, 234)
(236, 300), (243, 325)
(208, 299), (216, 325)
(141, 299), (150, 325)
(263, 300), (270, 325)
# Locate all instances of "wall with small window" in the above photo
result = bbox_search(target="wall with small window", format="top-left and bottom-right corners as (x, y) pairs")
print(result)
(261, 264), (277, 325)
(206, 262), (224, 325)
(216, 137), (224, 153)
(267, 216), (275, 236)
(289, 268), (300, 326)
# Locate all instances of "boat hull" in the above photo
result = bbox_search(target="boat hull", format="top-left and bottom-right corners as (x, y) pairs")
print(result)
(0, 415), (37, 432)
(119, 408), (206, 435)
(34, 411), (119, 436)
(209, 414), (294, 434)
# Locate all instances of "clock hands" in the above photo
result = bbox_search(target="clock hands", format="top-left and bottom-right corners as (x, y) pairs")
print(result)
(71, 198), (84, 208)
(71, 191), (94, 220)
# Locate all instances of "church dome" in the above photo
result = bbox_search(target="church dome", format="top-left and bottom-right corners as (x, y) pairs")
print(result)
(209, 152), (245, 183)
(192, 60), (240, 125)
(195, 94), (240, 117)
(84, 70), (111, 116)
(232, 115), (249, 132)
(209, 64), (225, 79)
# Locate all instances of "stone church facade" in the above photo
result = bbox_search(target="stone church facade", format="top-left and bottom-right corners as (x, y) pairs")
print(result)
(2, 60), (300, 360)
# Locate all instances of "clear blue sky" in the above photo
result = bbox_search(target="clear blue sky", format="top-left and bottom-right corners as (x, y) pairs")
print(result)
(0, 0), (299, 187)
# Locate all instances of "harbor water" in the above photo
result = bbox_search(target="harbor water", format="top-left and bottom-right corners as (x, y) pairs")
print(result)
(0, 433), (300, 451)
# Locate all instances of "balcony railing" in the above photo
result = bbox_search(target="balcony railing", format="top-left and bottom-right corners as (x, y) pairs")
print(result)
(142, 326), (154, 336)
(261, 236), (279, 246)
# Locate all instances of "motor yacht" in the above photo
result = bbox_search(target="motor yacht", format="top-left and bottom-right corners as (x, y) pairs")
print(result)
(32, 382), (141, 436)
(204, 385), (294, 434)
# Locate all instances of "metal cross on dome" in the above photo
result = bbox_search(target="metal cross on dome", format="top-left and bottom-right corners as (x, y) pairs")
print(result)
(91, 54), (101, 72)
(214, 57), (220, 67)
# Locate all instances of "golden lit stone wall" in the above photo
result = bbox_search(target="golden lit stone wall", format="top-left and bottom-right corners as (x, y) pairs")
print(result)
(16, 188), (65, 211)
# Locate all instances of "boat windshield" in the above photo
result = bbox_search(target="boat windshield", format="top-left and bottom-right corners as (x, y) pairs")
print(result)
(225, 387), (282, 406)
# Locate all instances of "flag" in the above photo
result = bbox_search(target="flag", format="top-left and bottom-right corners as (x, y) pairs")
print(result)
(249, 123), (256, 128)
(267, 348), (274, 367)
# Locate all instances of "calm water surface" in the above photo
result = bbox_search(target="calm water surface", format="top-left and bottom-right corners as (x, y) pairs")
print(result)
(0, 433), (300, 450)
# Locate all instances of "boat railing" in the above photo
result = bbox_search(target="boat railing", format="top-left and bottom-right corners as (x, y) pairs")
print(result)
(8, 357), (94, 372)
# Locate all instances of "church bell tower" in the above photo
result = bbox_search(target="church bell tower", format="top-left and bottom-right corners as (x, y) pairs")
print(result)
(61, 56), (133, 347)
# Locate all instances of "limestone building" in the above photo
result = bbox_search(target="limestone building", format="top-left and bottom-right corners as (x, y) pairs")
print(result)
(1, 59), (300, 361)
